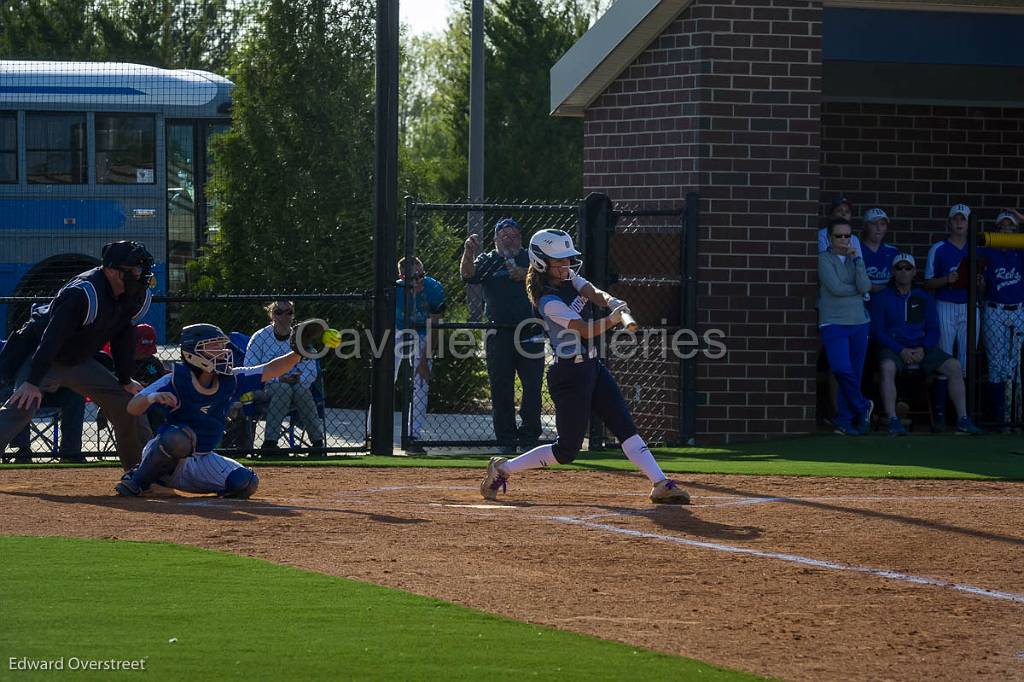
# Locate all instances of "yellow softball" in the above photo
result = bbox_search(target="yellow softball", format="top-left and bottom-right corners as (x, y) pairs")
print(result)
(322, 328), (342, 349)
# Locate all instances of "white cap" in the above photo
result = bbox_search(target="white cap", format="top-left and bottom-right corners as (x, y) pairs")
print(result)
(995, 210), (1020, 228)
(892, 252), (916, 268)
(863, 208), (889, 223)
(949, 203), (971, 219)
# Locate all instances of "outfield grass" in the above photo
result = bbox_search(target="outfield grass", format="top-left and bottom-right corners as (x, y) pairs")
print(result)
(0, 537), (759, 681)
(4, 434), (1023, 480)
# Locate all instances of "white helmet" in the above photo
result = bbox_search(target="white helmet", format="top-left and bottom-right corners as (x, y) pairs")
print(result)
(528, 229), (582, 277)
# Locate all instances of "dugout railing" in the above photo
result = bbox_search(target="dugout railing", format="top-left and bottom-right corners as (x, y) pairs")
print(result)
(0, 292), (372, 461)
(400, 194), (699, 451)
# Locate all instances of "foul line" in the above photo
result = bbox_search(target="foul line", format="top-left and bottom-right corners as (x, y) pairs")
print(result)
(545, 515), (1024, 606)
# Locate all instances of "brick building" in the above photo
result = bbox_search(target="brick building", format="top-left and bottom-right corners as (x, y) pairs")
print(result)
(551, 0), (1024, 443)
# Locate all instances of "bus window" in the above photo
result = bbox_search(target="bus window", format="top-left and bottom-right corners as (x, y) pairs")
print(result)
(167, 122), (196, 292)
(203, 122), (229, 239)
(96, 114), (155, 184)
(26, 112), (87, 184)
(0, 114), (15, 183)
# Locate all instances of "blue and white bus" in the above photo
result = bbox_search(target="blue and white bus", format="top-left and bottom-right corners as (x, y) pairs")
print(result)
(0, 61), (233, 338)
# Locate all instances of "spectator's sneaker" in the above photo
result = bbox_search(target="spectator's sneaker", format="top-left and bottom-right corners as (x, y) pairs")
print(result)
(887, 416), (908, 436)
(404, 441), (427, 455)
(833, 423), (861, 436)
(855, 399), (874, 435)
(956, 416), (984, 435)
(650, 479), (691, 505)
(480, 456), (509, 501)
(115, 472), (143, 497)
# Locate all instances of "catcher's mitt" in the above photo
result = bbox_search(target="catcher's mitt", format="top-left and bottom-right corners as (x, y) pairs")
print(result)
(290, 318), (341, 358)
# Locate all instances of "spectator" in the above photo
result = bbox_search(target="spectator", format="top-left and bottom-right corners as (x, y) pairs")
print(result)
(132, 323), (169, 433)
(818, 216), (874, 435)
(3, 386), (85, 464)
(818, 194), (862, 257)
(245, 301), (325, 452)
(980, 210), (1024, 429)
(395, 256), (445, 454)
(924, 203), (977, 373)
(871, 253), (983, 435)
(461, 217), (544, 454)
(0, 241), (154, 470)
(860, 208), (899, 293)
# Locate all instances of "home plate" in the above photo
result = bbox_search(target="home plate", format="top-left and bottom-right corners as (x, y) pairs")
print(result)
(431, 503), (521, 510)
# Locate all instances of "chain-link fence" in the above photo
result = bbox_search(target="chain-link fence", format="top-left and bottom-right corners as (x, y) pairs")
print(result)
(1, 292), (371, 462)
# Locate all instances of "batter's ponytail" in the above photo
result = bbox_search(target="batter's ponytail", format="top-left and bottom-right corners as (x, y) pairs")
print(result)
(525, 266), (545, 308)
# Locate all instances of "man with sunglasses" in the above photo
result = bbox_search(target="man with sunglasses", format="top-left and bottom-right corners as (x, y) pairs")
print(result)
(244, 300), (325, 451)
(870, 253), (982, 435)
(0, 240), (156, 468)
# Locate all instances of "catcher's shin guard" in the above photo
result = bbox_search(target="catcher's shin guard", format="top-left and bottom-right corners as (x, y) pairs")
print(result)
(115, 427), (195, 496)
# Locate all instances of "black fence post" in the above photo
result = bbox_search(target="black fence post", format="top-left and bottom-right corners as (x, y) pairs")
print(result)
(967, 212), (978, 422)
(681, 192), (700, 445)
(582, 192), (613, 450)
(370, 0), (399, 456)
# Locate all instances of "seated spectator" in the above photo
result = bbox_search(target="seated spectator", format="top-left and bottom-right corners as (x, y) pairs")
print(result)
(3, 386), (85, 463)
(870, 253), (983, 435)
(818, 216), (873, 436)
(245, 301), (325, 451)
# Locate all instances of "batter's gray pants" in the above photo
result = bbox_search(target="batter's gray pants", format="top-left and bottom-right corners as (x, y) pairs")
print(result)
(0, 358), (152, 469)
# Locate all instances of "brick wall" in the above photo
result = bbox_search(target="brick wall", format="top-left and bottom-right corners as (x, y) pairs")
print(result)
(583, 0), (823, 443)
(821, 102), (1024, 263)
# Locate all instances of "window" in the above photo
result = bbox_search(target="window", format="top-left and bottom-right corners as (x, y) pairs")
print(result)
(96, 114), (155, 184)
(166, 122), (196, 292)
(0, 113), (15, 183)
(26, 113), (86, 184)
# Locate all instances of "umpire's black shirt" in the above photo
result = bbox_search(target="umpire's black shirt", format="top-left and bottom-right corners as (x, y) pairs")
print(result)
(27, 267), (146, 387)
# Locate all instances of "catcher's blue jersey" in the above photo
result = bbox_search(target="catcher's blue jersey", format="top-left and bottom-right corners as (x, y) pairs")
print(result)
(138, 363), (264, 453)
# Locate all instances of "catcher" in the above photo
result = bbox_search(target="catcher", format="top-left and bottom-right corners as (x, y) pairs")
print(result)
(115, 320), (339, 498)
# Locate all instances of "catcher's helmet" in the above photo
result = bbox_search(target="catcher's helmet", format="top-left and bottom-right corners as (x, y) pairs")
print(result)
(181, 323), (233, 375)
(528, 229), (582, 277)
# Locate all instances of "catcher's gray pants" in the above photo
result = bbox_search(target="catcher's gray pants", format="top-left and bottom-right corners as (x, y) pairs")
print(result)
(261, 381), (324, 443)
(0, 358), (152, 469)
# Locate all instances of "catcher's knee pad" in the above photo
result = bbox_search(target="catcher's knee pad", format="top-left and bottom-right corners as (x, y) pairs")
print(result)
(551, 441), (580, 465)
(158, 426), (197, 460)
(221, 467), (259, 499)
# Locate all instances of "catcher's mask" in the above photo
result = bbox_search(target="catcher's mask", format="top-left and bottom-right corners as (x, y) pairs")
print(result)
(181, 323), (234, 375)
(528, 229), (581, 280)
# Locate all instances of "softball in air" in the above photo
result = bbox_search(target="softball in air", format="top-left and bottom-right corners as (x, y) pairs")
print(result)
(322, 328), (342, 349)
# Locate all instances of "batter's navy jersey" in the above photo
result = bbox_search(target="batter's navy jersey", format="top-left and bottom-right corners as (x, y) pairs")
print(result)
(537, 274), (597, 359)
(925, 240), (969, 304)
(139, 363), (264, 453)
(981, 248), (1024, 305)
(862, 242), (899, 288)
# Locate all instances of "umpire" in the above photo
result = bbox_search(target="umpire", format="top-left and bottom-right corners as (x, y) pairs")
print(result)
(0, 241), (156, 468)
(461, 218), (544, 453)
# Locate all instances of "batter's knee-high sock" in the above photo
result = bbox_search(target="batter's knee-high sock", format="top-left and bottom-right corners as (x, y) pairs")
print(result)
(620, 434), (666, 484)
(502, 444), (556, 474)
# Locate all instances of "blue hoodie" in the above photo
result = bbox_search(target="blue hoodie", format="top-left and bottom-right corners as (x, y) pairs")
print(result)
(869, 285), (939, 353)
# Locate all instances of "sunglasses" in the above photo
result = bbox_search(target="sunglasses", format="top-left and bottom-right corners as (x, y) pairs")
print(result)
(832, 233), (852, 239)
(273, 308), (294, 315)
(402, 273), (425, 281)
(894, 265), (914, 272)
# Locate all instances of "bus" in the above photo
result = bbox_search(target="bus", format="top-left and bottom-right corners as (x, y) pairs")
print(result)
(0, 61), (233, 338)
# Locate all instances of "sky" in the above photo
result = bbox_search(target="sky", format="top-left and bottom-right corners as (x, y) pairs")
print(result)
(400, 0), (455, 36)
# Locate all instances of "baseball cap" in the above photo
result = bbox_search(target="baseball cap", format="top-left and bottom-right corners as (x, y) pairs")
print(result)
(830, 194), (851, 210)
(892, 252), (916, 269)
(495, 218), (521, 232)
(864, 208), (889, 223)
(995, 210), (1020, 228)
(948, 203), (971, 219)
(135, 323), (157, 356)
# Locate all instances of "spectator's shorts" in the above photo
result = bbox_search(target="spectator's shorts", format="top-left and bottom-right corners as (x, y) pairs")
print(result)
(879, 346), (952, 375)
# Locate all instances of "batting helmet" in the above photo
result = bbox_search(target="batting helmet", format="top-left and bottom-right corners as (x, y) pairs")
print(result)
(181, 323), (233, 375)
(528, 229), (581, 277)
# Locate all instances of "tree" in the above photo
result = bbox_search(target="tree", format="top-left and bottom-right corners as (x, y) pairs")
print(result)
(191, 0), (376, 294)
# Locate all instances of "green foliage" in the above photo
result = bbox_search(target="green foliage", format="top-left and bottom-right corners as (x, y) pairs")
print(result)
(190, 0), (376, 295)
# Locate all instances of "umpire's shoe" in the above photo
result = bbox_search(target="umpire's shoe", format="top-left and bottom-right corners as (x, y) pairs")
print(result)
(480, 456), (509, 501)
(650, 479), (691, 505)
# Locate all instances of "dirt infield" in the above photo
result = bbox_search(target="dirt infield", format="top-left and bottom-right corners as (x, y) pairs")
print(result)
(2, 466), (1023, 680)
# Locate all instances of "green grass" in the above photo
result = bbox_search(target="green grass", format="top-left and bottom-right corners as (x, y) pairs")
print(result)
(6, 434), (1023, 480)
(0, 536), (758, 681)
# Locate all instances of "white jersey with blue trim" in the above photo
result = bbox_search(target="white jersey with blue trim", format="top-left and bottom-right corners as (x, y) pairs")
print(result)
(538, 273), (594, 359)
(138, 363), (264, 453)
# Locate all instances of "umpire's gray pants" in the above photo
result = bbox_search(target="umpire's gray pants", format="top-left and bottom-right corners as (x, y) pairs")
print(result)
(0, 359), (152, 469)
